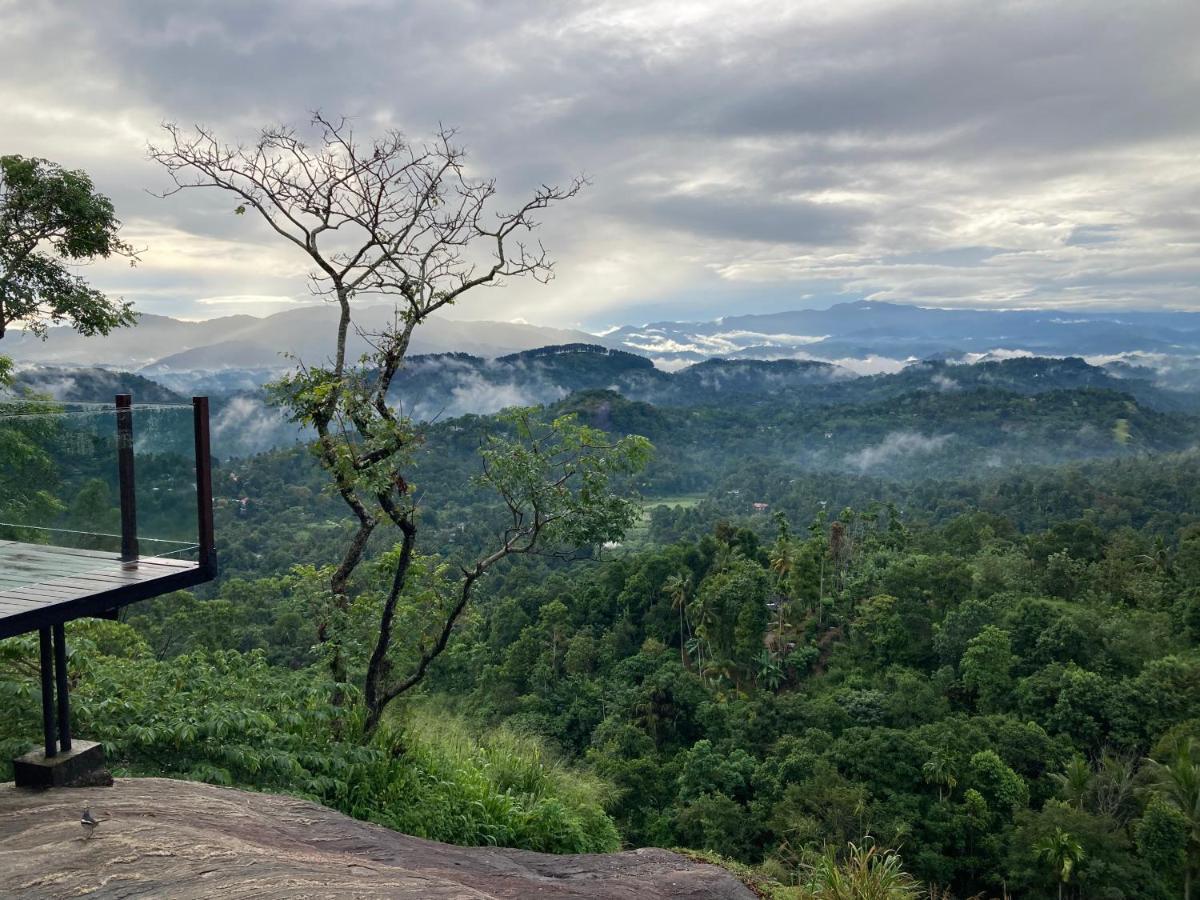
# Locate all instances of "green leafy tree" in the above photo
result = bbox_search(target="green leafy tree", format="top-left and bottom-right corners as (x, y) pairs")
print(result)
(1137, 794), (1190, 898)
(0, 155), (136, 339)
(691, 557), (768, 687)
(768, 519), (797, 647)
(961, 625), (1015, 714)
(1143, 737), (1200, 900)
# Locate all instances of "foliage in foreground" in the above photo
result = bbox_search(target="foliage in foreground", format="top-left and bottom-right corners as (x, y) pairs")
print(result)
(684, 843), (925, 900)
(798, 843), (924, 900)
(0, 623), (619, 855)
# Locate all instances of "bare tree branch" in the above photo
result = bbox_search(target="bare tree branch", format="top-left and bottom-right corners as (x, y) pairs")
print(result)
(151, 115), (590, 732)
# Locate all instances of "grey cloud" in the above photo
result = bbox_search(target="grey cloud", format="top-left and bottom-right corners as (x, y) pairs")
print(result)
(845, 431), (951, 471)
(2, 0), (1198, 324)
(629, 192), (867, 245)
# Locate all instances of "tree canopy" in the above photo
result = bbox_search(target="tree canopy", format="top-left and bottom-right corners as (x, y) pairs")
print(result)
(0, 155), (136, 340)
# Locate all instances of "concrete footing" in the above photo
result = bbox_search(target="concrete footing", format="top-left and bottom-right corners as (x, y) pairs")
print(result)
(13, 740), (110, 789)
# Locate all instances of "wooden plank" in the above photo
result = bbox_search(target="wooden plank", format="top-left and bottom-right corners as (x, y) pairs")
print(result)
(0, 592), (63, 607)
(0, 543), (121, 561)
(0, 547), (112, 566)
(0, 547), (194, 577)
(0, 580), (187, 604)
(0, 565), (195, 595)
(0, 563), (201, 602)
(0, 599), (42, 613)
(0, 578), (119, 599)
(0, 557), (113, 578)
(41, 567), (190, 586)
(140, 557), (197, 570)
(34, 542), (193, 565)
(11, 544), (195, 568)
(0, 585), (70, 602)
(0, 579), (78, 594)
(0, 574), (40, 587)
(0, 541), (209, 640)
(0, 546), (114, 567)
(0, 593), (57, 608)
(0, 558), (193, 585)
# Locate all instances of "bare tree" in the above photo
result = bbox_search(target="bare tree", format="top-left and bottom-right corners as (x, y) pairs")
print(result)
(150, 115), (646, 733)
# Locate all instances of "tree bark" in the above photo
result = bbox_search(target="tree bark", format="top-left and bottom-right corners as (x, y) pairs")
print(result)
(363, 518), (417, 733)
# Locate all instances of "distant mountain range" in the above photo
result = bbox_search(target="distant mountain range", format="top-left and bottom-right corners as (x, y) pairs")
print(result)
(1, 305), (606, 371)
(9, 343), (1196, 459)
(604, 300), (1200, 364)
(382, 345), (847, 420)
(6, 299), (1200, 394)
(385, 345), (1199, 420)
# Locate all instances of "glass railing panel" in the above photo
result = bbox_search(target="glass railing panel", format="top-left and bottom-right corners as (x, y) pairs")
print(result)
(0, 398), (204, 590)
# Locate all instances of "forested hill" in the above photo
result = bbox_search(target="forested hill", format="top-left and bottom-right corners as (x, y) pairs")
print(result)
(377, 344), (847, 419)
(10, 348), (1195, 447)
(11, 365), (185, 404)
(186, 381), (1200, 584)
(17, 346), (1182, 414)
(13, 403), (1197, 898)
(5, 344), (1200, 898)
(361, 347), (1198, 418)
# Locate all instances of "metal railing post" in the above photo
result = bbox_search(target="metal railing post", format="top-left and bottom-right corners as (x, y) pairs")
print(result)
(53, 623), (71, 752)
(192, 397), (216, 577)
(38, 628), (57, 758)
(116, 394), (139, 567)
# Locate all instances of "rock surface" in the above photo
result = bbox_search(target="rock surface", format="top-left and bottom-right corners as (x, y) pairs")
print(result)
(0, 778), (755, 899)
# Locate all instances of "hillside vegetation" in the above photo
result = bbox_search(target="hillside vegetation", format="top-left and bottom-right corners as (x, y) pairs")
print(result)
(2, 351), (1199, 898)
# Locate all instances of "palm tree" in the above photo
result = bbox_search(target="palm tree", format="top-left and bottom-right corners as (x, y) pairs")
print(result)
(688, 589), (718, 681)
(755, 648), (783, 691)
(769, 537), (796, 647)
(1143, 737), (1200, 900)
(1051, 756), (1093, 810)
(663, 573), (693, 668)
(1137, 535), (1172, 575)
(633, 684), (675, 748)
(1034, 827), (1085, 900)
(922, 751), (959, 802)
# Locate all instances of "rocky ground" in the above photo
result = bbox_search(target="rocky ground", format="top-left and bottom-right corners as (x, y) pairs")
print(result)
(0, 777), (755, 899)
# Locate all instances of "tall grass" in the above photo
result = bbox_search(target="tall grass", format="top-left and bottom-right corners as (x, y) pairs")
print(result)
(378, 706), (620, 853)
(798, 843), (924, 900)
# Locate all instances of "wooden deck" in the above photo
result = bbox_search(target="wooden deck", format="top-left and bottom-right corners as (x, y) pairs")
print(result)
(0, 541), (208, 640)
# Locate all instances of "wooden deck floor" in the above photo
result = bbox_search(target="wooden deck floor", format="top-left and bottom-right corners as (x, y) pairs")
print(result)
(0, 541), (203, 639)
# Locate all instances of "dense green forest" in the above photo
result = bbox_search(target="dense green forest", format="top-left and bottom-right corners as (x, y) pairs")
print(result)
(3, 355), (1200, 899)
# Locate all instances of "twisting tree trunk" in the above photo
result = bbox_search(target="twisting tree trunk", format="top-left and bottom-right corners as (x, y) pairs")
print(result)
(152, 117), (647, 735)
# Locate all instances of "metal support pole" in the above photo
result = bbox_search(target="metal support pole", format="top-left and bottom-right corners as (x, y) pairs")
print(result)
(53, 623), (71, 752)
(193, 397), (216, 577)
(116, 394), (138, 567)
(38, 628), (57, 758)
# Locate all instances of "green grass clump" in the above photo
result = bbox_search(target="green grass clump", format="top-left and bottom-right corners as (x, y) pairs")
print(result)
(379, 707), (620, 853)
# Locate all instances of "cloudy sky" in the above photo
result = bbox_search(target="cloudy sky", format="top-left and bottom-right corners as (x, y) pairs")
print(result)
(2, 0), (1198, 329)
